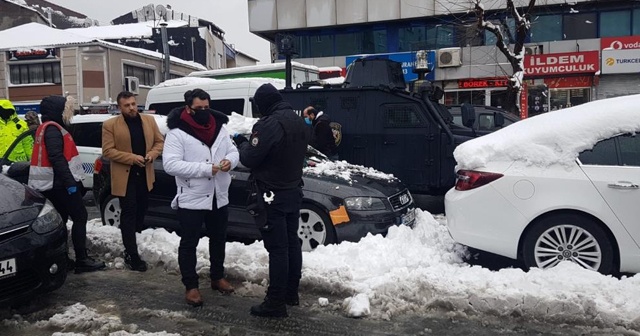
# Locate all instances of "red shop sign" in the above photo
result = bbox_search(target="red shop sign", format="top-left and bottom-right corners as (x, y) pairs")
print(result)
(544, 76), (593, 89)
(458, 78), (509, 89)
(601, 36), (640, 50)
(524, 51), (599, 77)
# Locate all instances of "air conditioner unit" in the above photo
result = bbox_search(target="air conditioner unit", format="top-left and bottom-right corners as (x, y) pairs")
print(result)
(124, 76), (140, 94)
(524, 45), (543, 55)
(437, 47), (462, 68)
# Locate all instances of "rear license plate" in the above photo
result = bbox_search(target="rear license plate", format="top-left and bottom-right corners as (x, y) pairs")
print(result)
(0, 258), (16, 279)
(402, 208), (416, 226)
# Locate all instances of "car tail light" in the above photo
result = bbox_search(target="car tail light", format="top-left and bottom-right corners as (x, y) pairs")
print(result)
(455, 170), (503, 191)
(94, 158), (103, 174)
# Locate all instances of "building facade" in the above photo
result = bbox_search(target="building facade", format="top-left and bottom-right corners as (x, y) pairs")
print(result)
(248, 0), (640, 115)
(0, 23), (204, 112)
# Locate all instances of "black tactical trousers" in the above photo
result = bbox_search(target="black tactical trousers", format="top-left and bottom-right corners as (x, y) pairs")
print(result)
(43, 182), (88, 258)
(118, 172), (148, 257)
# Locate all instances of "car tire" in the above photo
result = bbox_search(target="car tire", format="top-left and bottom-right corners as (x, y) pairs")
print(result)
(522, 214), (614, 274)
(299, 203), (336, 252)
(101, 195), (121, 228)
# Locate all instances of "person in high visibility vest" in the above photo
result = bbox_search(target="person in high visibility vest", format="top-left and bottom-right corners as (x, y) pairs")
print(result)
(28, 95), (105, 273)
(0, 99), (33, 162)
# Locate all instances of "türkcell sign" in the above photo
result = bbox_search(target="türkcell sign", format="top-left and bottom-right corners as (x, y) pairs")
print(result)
(524, 51), (599, 77)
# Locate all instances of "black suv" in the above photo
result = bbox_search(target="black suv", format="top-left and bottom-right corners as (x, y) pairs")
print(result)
(93, 148), (416, 251)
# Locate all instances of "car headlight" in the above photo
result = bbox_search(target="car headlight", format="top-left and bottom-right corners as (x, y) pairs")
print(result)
(344, 197), (387, 211)
(32, 201), (63, 234)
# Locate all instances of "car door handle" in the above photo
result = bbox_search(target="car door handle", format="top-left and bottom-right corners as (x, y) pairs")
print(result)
(607, 182), (639, 190)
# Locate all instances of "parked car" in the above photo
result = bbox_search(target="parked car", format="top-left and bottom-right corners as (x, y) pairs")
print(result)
(445, 96), (640, 275)
(92, 115), (415, 252)
(448, 105), (519, 134)
(0, 136), (68, 306)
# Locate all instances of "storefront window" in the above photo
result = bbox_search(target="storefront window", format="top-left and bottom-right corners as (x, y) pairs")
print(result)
(549, 88), (590, 111)
(600, 11), (631, 37)
(530, 15), (562, 42)
(445, 90), (485, 105)
(633, 9), (640, 35)
(563, 13), (597, 40)
(490, 90), (508, 109)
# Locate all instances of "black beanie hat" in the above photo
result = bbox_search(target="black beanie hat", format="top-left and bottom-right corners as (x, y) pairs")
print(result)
(253, 83), (282, 116)
(39, 95), (67, 124)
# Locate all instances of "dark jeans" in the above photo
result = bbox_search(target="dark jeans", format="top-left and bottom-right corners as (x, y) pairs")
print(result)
(118, 172), (148, 257)
(261, 188), (303, 303)
(43, 182), (88, 258)
(177, 199), (229, 290)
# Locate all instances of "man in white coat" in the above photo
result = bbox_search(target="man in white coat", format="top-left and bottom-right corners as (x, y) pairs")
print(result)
(163, 88), (239, 307)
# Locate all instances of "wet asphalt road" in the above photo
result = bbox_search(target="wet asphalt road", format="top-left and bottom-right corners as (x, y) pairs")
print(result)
(0, 267), (620, 336)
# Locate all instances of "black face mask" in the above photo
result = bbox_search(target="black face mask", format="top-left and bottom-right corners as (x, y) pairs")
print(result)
(0, 108), (13, 120)
(192, 109), (211, 125)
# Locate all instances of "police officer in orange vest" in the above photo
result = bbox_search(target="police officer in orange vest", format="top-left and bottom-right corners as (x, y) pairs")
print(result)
(29, 95), (105, 273)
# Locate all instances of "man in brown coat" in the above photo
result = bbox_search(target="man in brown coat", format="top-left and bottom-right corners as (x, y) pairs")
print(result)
(102, 91), (164, 272)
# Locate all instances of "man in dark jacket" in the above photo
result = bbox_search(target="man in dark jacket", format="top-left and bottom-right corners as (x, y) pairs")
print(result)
(233, 83), (309, 318)
(303, 106), (338, 160)
(29, 95), (105, 273)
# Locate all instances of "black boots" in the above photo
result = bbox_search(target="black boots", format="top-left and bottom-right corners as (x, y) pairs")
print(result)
(285, 294), (299, 306)
(250, 298), (288, 318)
(125, 253), (148, 272)
(74, 254), (106, 274)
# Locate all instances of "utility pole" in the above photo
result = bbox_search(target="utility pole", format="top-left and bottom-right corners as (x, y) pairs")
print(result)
(160, 21), (171, 81)
(278, 34), (297, 90)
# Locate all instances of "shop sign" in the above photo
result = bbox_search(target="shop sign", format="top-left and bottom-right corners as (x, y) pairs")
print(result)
(520, 83), (528, 119)
(346, 51), (436, 82)
(8, 48), (57, 61)
(458, 78), (509, 89)
(601, 36), (640, 50)
(601, 49), (640, 74)
(544, 76), (593, 89)
(524, 51), (599, 77)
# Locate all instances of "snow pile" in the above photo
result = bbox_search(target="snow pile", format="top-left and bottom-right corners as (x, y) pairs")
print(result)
(304, 160), (396, 183)
(454, 94), (640, 170)
(82, 209), (640, 329)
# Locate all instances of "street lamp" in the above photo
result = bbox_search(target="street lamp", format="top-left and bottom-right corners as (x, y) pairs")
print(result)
(277, 34), (297, 90)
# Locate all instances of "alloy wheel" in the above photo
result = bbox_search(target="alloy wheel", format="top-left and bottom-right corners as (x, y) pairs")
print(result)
(533, 224), (602, 271)
(103, 197), (121, 228)
(298, 208), (327, 252)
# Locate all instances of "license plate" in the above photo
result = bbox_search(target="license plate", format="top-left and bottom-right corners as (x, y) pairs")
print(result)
(0, 258), (16, 279)
(401, 208), (416, 226)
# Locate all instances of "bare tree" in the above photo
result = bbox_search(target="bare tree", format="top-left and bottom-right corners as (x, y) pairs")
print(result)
(475, 0), (536, 115)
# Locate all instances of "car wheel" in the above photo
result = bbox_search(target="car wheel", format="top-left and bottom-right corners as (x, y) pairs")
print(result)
(298, 203), (336, 252)
(101, 195), (121, 228)
(522, 214), (614, 274)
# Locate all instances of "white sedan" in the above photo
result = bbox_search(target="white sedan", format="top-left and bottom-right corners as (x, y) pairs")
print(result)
(445, 94), (640, 274)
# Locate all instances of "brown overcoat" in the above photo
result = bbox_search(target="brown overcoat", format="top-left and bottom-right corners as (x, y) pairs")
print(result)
(102, 114), (164, 197)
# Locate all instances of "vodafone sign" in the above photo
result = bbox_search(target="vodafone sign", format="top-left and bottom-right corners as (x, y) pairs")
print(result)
(601, 36), (640, 50)
(524, 51), (599, 77)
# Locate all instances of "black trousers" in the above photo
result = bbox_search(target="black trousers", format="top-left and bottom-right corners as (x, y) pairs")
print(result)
(261, 188), (303, 303)
(118, 172), (148, 257)
(43, 182), (88, 258)
(177, 199), (229, 290)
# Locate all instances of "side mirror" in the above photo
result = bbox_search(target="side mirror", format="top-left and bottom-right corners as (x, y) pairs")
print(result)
(461, 104), (476, 128)
(494, 112), (505, 128)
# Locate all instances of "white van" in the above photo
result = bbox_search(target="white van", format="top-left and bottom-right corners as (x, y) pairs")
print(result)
(145, 77), (286, 117)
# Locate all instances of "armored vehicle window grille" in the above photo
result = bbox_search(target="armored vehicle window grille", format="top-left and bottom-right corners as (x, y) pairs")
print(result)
(310, 99), (327, 111)
(341, 97), (358, 110)
(384, 105), (423, 127)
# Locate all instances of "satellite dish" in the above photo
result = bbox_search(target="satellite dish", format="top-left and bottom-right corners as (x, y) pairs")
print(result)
(156, 5), (167, 21)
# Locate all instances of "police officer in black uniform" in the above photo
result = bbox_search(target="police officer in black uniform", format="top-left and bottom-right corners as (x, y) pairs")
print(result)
(233, 83), (309, 318)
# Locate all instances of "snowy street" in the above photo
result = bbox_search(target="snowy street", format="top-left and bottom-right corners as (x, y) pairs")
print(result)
(1, 196), (638, 335)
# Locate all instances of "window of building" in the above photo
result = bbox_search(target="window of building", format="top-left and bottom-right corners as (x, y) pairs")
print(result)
(297, 34), (335, 58)
(456, 22), (484, 47)
(579, 138), (618, 166)
(435, 25), (455, 48)
(9, 62), (61, 85)
(633, 9), (640, 35)
(384, 105), (424, 128)
(563, 12), (597, 40)
(600, 11), (631, 37)
(530, 15), (562, 42)
(362, 29), (387, 54)
(123, 64), (156, 86)
(335, 31), (364, 56)
(485, 18), (516, 45)
(398, 25), (431, 52)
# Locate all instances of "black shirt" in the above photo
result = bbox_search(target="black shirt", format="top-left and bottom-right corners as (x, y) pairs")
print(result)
(124, 114), (146, 176)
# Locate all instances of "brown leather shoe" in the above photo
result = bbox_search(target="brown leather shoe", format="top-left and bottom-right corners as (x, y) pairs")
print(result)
(185, 288), (203, 307)
(211, 278), (235, 294)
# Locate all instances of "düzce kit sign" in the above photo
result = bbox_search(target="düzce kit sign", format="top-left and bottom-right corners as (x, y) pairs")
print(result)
(524, 51), (599, 77)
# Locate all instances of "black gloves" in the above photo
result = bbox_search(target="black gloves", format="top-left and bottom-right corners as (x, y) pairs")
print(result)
(233, 133), (249, 147)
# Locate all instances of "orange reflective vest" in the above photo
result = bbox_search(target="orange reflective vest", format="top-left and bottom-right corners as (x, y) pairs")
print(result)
(28, 121), (83, 191)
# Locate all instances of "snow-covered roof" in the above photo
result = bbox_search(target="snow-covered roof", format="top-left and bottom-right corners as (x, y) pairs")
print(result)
(65, 20), (189, 40)
(0, 23), (205, 71)
(0, 22), (93, 49)
(454, 94), (640, 169)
